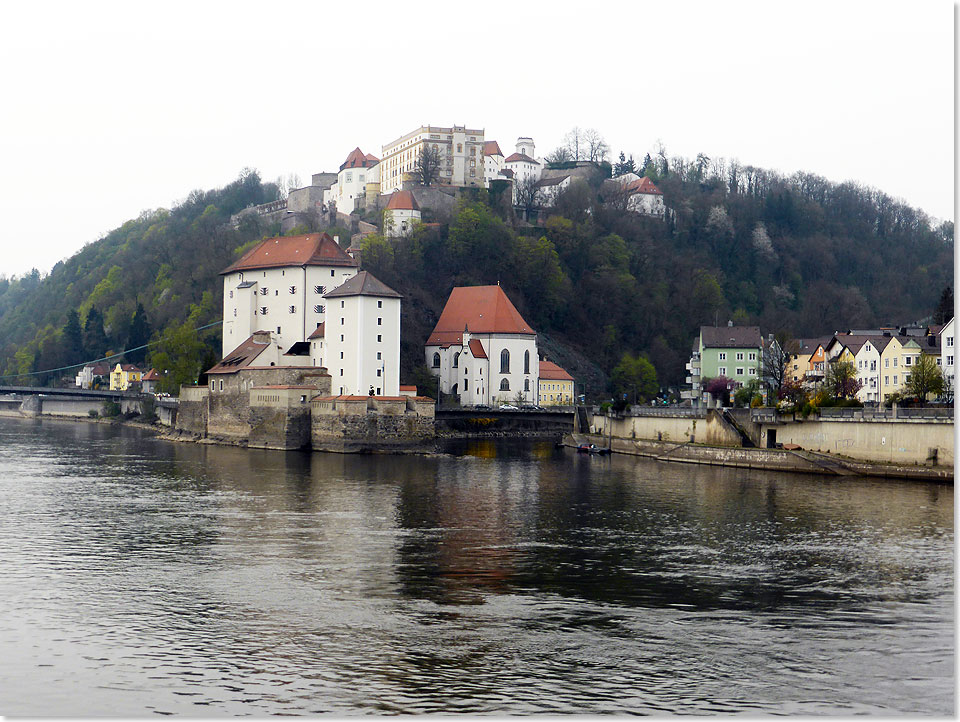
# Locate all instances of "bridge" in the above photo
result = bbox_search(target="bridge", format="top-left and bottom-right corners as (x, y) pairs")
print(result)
(0, 386), (178, 425)
(434, 406), (574, 434)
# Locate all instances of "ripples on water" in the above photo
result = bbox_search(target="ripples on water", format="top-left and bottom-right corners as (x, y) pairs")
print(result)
(0, 418), (953, 715)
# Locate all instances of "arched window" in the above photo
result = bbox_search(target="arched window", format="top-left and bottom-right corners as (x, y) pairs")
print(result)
(452, 383), (458, 396)
(500, 378), (510, 391)
(500, 349), (510, 373)
(453, 352), (460, 368)
(524, 379), (529, 392)
(524, 350), (530, 374)
(432, 352), (440, 368)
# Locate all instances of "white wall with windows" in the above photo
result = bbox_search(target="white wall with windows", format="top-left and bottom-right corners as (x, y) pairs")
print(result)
(325, 293), (400, 397)
(221, 264), (357, 357)
(426, 331), (538, 406)
(941, 317), (954, 393)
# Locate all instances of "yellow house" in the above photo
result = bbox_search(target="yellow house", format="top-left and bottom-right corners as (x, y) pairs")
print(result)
(538, 361), (574, 406)
(880, 337), (922, 400)
(110, 363), (143, 391)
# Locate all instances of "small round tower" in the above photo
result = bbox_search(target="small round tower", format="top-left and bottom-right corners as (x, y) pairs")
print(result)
(516, 137), (535, 158)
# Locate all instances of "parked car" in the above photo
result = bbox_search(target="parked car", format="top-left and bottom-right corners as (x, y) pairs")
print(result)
(499, 403), (518, 410)
(474, 404), (491, 410)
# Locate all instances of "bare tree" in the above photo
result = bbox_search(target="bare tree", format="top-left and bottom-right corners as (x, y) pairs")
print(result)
(762, 331), (793, 396)
(583, 128), (609, 163)
(563, 127), (583, 161)
(412, 144), (442, 186)
(514, 175), (544, 219)
(546, 146), (572, 164)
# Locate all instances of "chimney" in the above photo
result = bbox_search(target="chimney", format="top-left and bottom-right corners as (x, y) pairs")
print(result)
(334, 234), (340, 245)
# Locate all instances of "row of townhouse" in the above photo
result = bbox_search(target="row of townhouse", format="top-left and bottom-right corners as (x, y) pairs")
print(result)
(684, 317), (955, 407)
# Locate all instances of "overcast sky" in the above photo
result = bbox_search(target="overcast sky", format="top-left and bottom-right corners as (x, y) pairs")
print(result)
(0, 0), (953, 278)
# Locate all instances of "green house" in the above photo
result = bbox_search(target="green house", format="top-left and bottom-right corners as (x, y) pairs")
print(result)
(684, 323), (762, 405)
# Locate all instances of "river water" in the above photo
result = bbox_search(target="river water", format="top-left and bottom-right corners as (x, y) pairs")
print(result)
(0, 417), (953, 715)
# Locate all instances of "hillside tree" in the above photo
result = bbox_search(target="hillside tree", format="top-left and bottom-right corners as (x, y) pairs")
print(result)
(904, 354), (944, 406)
(413, 144), (442, 186)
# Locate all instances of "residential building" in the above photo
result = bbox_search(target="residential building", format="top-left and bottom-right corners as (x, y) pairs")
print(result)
(75, 363), (110, 389)
(534, 175), (571, 206)
(142, 368), (160, 394)
(324, 271), (402, 397)
(851, 336), (889, 403)
(425, 285), (539, 406)
(482, 140), (505, 186)
(611, 173), (666, 216)
(324, 147), (379, 214)
(110, 363), (142, 391)
(879, 336), (922, 401)
(383, 190), (421, 237)
(941, 317), (954, 393)
(380, 124), (485, 194)
(504, 138), (543, 203)
(219, 232), (359, 358)
(786, 338), (829, 386)
(683, 322), (762, 406)
(538, 361), (574, 405)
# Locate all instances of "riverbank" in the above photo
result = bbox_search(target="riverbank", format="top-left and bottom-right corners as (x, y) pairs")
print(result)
(564, 433), (953, 482)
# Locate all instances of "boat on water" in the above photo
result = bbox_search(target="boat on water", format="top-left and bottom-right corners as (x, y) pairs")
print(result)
(576, 443), (610, 455)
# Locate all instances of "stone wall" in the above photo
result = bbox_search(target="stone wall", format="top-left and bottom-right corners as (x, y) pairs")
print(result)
(248, 406), (312, 450)
(311, 397), (435, 452)
(590, 410), (740, 446)
(759, 417), (954, 467)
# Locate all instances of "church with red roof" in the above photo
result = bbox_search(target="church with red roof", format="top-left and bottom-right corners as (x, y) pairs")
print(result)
(425, 285), (542, 407)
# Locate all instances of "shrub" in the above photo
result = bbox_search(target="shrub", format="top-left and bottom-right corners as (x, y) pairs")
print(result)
(88, 409), (99, 418)
(101, 400), (120, 417)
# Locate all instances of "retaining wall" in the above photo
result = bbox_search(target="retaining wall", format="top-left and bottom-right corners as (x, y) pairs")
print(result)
(590, 410), (740, 447)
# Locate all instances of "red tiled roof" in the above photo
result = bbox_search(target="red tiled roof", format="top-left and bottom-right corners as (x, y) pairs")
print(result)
(364, 152), (379, 163)
(324, 271), (402, 299)
(340, 147), (378, 171)
(251, 385), (318, 390)
(385, 190), (420, 211)
(427, 286), (535, 346)
(504, 152), (540, 165)
(625, 177), (662, 195)
(142, 368), (160, 380)
(483, 140), (503, 157)
(308, 322), (325, 340)
(312, 395), (407, 402)
(206, 333), (271, 374)
(539, 360), (573, 381)
(468, 338), (487, 359)
(399, 385), (417, 392)
(221, 233), (358, 274)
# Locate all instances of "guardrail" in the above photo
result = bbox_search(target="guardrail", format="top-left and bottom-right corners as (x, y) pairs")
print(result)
(754, 406), (953, 422)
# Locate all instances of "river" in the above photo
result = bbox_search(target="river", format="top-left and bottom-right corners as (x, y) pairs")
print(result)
(0, 417), (953, 715)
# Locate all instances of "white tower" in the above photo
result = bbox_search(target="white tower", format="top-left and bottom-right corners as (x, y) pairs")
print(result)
(516, 137), (535, 158)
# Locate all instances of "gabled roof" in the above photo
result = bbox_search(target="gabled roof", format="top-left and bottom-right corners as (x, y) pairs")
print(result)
(385, 190), (420, 211)
(625, 176), (662, 195)
(340, 147), (378, 171)
(834, 334), (893, 356)
(535, 175), (569, 188)
(115, 363), (140, 372)
(483, 140), (503, 157)
(308, 322), (325, 340)
(504, 152), (540, 165)
(323, 270), (402, 299)
(207, 333), (271, 374)
(142, 368), (160, 381)
(468, 338), (487, 359)
(221, 233), (358, 274)
(539, 360), (573, 381)
(700, 325), (761, 349)
(427, 286), (535, 346)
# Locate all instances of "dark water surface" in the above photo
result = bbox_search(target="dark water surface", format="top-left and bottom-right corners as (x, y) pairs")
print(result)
(0, 417), (953, 715)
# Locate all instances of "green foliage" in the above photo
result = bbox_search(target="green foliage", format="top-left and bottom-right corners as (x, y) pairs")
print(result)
(87, 409), (99, 418)
(904, 353), (944, 405)
(610, 352), (658, 402)
(101, 400), (120, 417)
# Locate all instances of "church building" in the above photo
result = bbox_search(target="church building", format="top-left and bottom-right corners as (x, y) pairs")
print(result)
(425, 285), (539, 406)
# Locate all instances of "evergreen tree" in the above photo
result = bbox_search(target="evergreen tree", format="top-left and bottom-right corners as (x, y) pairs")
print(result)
(125, 303), (151, 364)
(613, 151), (636, 177)
(62, 310), (85, 366)
(197, 347), (218, 386)
(933, 285), (953, 324)
(83, 308), (108, 360)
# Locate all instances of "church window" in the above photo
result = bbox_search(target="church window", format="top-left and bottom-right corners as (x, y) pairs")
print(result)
(500, 349), (510, 373)
(453, 352), (460, 368)
(524, 350), (530, 374)
(432, 353), (440, 368)
(524, 379), (530, 392)
(500, 378), (510, 391)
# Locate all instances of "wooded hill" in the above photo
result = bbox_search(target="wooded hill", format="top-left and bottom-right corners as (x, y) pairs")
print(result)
(0, 154), (952, 398)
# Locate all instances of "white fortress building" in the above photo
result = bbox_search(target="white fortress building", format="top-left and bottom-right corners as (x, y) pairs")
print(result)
(220, 232), (360, 358)
(425, 285), (539, 406)
(380, 124), (486, 193)
(323, 271), (402, 397)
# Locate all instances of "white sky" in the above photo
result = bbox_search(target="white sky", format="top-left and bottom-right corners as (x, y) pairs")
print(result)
(0, 0), (953, 278)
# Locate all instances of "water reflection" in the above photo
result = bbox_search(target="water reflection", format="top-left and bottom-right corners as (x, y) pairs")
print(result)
(0, 418), (952, 715)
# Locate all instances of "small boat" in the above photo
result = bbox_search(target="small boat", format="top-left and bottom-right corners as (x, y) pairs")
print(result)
(577, 443), (610, 455)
